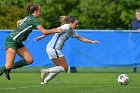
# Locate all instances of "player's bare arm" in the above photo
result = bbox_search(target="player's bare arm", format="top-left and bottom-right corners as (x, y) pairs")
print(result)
(35, 26), (62, 41)
(16, 19), (23, 27)
(34, 35), (47, 41)
(37, 25), (62, 35)
(76, 36), (99, 44)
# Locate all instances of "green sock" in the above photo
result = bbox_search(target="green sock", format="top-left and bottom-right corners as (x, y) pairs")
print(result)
(12, 60), (28, 69)
(0, 66), (6, 76)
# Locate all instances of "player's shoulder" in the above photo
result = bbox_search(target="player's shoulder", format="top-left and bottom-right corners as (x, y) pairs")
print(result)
(60, 24), (70, 29)
(27, 15), (39, 24)
(25, 15), (37, 21)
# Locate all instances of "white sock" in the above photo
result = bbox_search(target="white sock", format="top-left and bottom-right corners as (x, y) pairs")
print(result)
(44, 73), (57, 83)
(43, 66), (65, 83)
(45, 66), (65, 73)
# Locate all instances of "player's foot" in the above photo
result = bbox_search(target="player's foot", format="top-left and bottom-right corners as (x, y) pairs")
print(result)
(5, 70), (11, 80)
(40, 81), (48, 85)
(40, 69), (48, 82)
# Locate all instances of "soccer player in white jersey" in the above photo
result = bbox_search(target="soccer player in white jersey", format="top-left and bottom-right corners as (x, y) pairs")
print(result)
(35, 16), (100, 84)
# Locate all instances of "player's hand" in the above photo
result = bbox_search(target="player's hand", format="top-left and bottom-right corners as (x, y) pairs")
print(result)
(34, 35), (47, 41)
(91, 40), (100, 44)
(34, 37), (41, 41)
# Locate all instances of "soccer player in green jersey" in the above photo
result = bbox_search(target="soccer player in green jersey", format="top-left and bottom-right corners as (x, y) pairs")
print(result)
(0, 3), (59, 80)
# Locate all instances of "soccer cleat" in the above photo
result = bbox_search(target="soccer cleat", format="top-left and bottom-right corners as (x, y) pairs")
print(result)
(40, 81), (48, 85)
(40, 82), (44, 84)
(40, 69), (48, 82)
(5, 70), (11, 80)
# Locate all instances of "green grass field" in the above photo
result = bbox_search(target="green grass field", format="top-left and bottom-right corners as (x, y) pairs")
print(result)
(0, 72), (140, 93)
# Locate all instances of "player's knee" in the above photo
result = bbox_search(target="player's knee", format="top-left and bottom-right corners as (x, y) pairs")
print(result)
(25, 59), (33, 64)
(5, 64), (13, 70)
(63, 66), (68, 71)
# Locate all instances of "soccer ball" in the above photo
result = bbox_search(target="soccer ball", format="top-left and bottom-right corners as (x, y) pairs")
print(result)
(118, 74), (129, 85)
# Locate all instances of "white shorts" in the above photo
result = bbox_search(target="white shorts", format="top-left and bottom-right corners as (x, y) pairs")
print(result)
(46, 47), (64, 59)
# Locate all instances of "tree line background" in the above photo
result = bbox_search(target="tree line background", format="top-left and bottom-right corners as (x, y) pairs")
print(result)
(0, 0), (140, 30)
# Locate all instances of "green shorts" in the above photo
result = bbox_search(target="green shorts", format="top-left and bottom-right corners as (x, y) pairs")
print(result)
(5, 36), (24, 50)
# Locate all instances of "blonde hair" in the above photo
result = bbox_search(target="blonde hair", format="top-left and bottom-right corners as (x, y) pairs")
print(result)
(59, 16), (68, 25)
(59, 16), (78, 25)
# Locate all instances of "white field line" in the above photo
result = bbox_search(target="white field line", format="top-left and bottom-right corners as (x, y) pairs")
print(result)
(0, 85), (41, 91)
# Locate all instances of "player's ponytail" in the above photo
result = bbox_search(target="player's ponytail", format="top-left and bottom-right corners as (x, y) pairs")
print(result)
(59, 16), (68, 25)
(59, 16), (78, 25)
(26, 3), (40, 15)
(27, 3), (33, 14)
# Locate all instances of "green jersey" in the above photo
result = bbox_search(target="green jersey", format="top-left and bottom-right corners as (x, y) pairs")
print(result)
(10, 15), (40, 43)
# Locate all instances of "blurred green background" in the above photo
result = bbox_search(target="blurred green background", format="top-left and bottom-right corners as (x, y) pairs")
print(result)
(0, 0), (140, 29)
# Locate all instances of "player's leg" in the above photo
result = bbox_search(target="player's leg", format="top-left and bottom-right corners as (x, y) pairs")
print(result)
(0, 48), (16, 80)
(42, 57), (68, 84)
(51, 56), (68, 71)
(46, 47), (68, 71)
(12, 47), (33, 69)
(40, 73), (58, 84)
(0, 36), (18, 79)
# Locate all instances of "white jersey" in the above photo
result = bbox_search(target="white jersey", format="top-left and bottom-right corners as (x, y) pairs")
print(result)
(47, 24), (79, 50)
